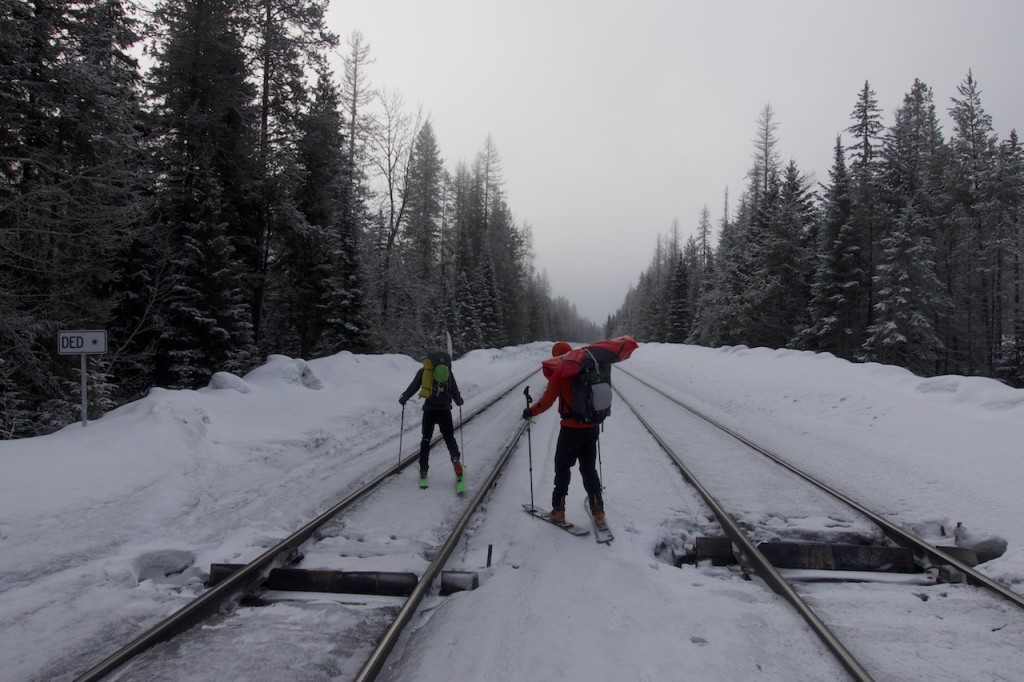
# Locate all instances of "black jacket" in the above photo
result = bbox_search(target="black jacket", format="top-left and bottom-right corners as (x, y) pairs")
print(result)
(401, 368), (463, 411)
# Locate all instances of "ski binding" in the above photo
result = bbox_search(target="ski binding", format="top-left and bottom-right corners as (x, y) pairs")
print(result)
(523, 503), (590, 536)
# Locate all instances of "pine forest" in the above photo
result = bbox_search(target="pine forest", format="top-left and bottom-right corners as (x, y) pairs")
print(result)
(608, 82), (1024, 392)
(1, 1), (598, 438)
(3, 2), (1022, 439)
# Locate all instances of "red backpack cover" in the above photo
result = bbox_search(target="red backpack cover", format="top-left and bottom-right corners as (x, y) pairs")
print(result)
(541, 335), (639, 381)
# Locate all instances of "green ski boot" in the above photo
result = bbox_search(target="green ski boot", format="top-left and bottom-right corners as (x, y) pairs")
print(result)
(453, 460), (466, 494)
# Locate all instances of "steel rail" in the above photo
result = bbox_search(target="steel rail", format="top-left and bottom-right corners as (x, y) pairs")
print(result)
(74, 369), (539, 682)
(614, 384), (875, 682)
(619, 366), (1024, 611)
(353, 419), (530, 681)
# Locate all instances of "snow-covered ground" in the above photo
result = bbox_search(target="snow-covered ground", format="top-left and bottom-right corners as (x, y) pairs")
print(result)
(2, 342), (1024, 681)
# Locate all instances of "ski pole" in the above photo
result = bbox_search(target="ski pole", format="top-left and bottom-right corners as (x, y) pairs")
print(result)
(597, 433), (604, 489)
(524, 386), (534, 508)
(399, 404), (405, 471)
(459, 405), (464, 464)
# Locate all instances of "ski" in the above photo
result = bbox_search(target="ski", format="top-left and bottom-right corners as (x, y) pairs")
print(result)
(522, 504), (590, 536)
(585, 498), (613, 544)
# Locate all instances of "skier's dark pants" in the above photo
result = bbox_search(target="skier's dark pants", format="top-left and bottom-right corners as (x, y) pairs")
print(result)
(419, 409), (460, 472)
(551, 425), (601, 507)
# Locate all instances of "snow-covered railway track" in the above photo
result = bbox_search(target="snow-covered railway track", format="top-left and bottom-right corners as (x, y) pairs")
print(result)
(74, 372), (538, 682)
(616, 366), (1024, 681)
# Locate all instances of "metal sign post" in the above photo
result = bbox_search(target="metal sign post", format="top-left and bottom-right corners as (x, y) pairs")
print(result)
(57, 330), (107, 426)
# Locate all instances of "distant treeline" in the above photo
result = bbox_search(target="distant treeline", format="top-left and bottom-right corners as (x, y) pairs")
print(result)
(608, 78), (1024, 388)
(0, 2), (598, 439)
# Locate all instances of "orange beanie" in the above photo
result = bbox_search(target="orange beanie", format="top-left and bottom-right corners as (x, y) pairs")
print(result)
(552, 341), (572, 357)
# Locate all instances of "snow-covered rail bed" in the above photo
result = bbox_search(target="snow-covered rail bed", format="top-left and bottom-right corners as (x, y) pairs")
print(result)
(376, 382), (860, 680)
(24, 343), (1024, 681)
(613, 366), (1024, 681)
(77, 374), (536, 682)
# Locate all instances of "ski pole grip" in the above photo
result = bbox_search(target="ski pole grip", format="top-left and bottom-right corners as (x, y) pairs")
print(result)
(523, 386), (532, 404)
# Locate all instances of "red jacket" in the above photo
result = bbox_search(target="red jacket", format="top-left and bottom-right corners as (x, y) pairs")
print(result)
(528, 375), (596, 430)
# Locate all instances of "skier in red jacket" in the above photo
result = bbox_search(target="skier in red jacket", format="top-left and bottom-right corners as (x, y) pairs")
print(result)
(523, 341), (604, 525)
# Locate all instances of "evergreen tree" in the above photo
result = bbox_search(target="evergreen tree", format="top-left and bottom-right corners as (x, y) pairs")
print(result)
(696, 205), (714, 271)
(147, 0), (259, 388)
(452, 269), (480, 350)
(405, 121), (444, 285)
(686, 196), (728, 344)
(105, 231), (174, 405)
(287, 71), (342, 356)
(666, 253), (692, 343)
(441, 137), (534, 351)
(341, 29), (374, 230)
(1, 0), (146, 434)
(751, 104), (781, 202)
(947, 71), (1000, 374)
(846, 81), (886, 336)
(734, 105), (787, 347)
(693, 194), (756, 346)
(523, 269), (553, 341)
(491, 199), (530, 342)
(336, 29), (374, 349)
(992, 130), (1024, 385)
(289, 70), (369, 356)
(473, 254), (504, 348)
(478, 134), (503, 241)
(752, 160), (815, 347)
(240, 0), (337, 350)
(682, 234), (705, 337)
(392, 119), (444, 353)
(804, 137), (862, 358)
(863, 79), (949, 373)
(861, 199), (946, 373)
(649, 233), (674, 341)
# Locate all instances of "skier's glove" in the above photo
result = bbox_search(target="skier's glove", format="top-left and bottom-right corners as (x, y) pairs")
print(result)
(522, 408), (533, 420)
(455, 397), (464, 407)
(399, 396), (407, 406)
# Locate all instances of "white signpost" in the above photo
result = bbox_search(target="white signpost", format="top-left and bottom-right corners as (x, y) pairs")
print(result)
(57, 330), (107, 426)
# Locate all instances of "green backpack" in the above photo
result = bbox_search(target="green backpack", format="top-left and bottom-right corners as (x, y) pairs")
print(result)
(418, 351), (452, 397)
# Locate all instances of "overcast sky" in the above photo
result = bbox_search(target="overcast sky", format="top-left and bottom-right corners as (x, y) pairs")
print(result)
(326, 0), (1024, 324)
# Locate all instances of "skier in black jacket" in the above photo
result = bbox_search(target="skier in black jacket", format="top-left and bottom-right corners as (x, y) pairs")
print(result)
(400, 356), (464, 482)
